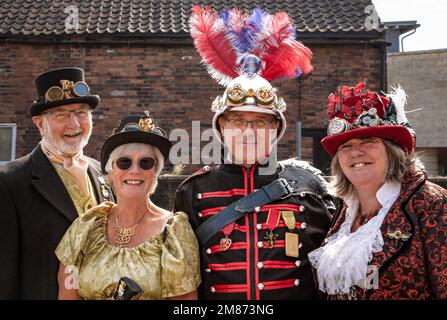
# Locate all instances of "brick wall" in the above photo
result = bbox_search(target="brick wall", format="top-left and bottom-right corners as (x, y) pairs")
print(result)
(0, 40), (383, 174)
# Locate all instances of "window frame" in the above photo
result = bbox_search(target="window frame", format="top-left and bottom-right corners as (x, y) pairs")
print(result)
(0, 123), (17, 165)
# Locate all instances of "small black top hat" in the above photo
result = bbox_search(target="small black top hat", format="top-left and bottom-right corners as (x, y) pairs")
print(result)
(30, 67), (100, 116)
(100, 113), (172, 173)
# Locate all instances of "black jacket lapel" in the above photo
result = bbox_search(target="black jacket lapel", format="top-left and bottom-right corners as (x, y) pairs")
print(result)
(30, 146), (78, 223)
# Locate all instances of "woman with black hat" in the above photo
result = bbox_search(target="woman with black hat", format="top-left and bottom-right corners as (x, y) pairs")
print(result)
(55, 113), (201, 300)
(308, 82), (447, 300)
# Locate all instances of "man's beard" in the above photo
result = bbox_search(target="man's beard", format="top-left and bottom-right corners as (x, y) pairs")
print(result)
(42, 119), (91, 156)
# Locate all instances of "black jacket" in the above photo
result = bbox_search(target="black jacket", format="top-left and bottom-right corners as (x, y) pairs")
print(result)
(0, 145), (113, 299)
(175, 158), (335, 300)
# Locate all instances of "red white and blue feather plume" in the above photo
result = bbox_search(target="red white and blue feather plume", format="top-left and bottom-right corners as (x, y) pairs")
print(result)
(190, 6), (313, 86)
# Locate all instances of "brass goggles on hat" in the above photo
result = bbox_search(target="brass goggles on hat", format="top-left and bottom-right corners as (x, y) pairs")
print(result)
(226, 84), (276, 106)
(45, 80), (90, 102)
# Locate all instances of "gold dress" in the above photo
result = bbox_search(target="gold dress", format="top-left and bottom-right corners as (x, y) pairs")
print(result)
(55, 201), (201, 299)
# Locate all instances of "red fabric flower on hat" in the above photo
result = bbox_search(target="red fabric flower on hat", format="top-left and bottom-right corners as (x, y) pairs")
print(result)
(328, 81), (366, 122)
(327, 81), (389, 122)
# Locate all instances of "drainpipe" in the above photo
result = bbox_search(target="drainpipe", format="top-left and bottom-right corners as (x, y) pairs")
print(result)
(401, 28), (417, 52)
(296, 78), (302, 159)
(380, 42), (388, 92)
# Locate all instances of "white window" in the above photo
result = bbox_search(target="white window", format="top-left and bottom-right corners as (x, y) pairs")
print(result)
(0, 123), (17, 164)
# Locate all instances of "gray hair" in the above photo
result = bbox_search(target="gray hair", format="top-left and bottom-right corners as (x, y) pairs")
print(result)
(329, 138), (422, 199)
(104, 143), (164, 195)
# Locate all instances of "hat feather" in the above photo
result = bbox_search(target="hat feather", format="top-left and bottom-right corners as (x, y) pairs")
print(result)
(387, 85), (408, 124)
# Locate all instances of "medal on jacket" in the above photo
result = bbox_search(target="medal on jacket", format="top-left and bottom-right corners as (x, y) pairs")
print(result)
(220, 222), (235, 251)
(282, 210), (299, 258)
(264, 209), (280, 248)
(100, 185), (110, 199)
(98, 175), (110, 201)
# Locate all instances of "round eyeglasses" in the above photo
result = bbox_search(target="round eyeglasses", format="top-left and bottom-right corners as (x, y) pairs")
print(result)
(115, 157), (156, 171)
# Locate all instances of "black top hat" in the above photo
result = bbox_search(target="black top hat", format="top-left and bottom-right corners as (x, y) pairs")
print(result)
(100, 114), (172, 173)
(30, 67), (100, 116)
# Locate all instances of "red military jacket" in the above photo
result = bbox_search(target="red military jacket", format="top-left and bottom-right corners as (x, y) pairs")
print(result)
(324, 167), (447, 300)
(175, 159), (335, 300)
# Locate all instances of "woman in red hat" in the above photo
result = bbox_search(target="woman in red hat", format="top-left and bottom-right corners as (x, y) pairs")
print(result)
(309, 81), (447, 300)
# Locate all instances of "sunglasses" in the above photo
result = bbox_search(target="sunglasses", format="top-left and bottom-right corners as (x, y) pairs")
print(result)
(115, 157), (156, 171)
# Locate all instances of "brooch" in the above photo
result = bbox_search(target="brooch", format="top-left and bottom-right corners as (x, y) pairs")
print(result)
(386, 227), (412, 241)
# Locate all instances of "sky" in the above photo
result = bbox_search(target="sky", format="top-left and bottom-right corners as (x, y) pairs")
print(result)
(372, 0), (447, 52)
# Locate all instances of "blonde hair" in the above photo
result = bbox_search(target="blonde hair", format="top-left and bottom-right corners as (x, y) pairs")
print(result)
(329, 138), (420, 199)
(104, 143), (164, 195)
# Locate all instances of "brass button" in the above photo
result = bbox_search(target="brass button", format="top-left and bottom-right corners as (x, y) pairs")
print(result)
(197, 193), (202, 200)
(301, 222), (307, 230)
(299, 205), (305, 212)
(294, 279), (300, 286)
(206, 248), (212, 254)
(205, 268), (211, 273)
(257, 262), (264, 269)
(257, 241), (264, 248)
(198, 212), (203, 218)
(258, 283), (264, 290)
(255, 206), (261, 212)
(210, 286), (216, 293)
(256, 224), (263, 230)
(295, 260), (301, 267)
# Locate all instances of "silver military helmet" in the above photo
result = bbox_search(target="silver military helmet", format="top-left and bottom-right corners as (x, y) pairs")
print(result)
(211, 54), (287, 145)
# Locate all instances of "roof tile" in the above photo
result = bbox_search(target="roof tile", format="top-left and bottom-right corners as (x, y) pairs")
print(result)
(0, 0), (384, 36)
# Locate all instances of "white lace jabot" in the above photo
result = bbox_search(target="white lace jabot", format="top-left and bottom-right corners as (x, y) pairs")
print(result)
(308, 181), (401, 295)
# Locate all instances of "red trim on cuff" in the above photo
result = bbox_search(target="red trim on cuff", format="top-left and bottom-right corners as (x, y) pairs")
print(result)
(208, 241), (247, 254)
(262, 240), (285, 249)
(200, 206), (226, 217)
(261, 204), (302, 212)
(234, 223), (246, 232)
(261, 260), (297, 269)
(208, 262), (247, 271)
(200, 189), (245, 199)
(213, 284), (248, 293)
(262, 279), (298, 290)
(258, 221), (303, 230)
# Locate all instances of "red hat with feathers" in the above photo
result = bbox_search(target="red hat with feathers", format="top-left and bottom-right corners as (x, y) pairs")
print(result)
(321, 81), (415, 157)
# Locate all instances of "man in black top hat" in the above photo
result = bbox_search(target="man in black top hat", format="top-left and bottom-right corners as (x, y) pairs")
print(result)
(0, 67), (113, 299)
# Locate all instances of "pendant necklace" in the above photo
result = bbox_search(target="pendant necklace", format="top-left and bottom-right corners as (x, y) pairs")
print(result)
(114, 207), (148, 248)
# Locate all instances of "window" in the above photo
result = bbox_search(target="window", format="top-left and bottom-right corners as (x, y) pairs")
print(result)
(301, 128), (332, 175)
(0, 123), (17, 164)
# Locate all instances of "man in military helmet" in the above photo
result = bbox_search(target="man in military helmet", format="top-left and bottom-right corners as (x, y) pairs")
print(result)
(175, 7), (335, 300)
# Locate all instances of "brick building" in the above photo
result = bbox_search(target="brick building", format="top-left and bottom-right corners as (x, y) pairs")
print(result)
(0, 0), (387, 174)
